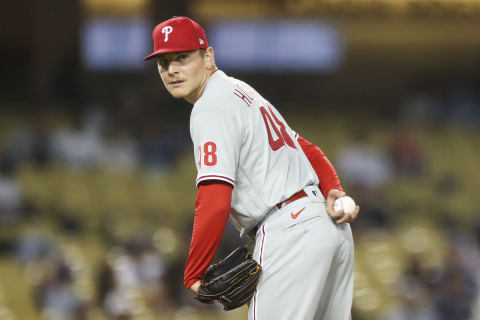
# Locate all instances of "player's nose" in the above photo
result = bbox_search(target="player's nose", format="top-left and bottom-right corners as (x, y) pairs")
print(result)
(167, 62), (179, 75)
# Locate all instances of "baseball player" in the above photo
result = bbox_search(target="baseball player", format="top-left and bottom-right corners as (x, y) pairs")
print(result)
(144, 16), (359, 319)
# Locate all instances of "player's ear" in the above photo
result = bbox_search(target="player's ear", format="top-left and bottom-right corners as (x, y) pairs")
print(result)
(204, 47), (215, 70)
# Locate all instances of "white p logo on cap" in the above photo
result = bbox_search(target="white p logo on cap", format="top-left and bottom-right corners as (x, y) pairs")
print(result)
(162, 26), (173, 42)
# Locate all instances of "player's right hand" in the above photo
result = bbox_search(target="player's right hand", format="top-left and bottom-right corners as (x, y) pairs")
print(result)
(326, 189), (359, 224)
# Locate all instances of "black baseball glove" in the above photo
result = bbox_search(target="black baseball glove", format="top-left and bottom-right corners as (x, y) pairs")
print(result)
(196, 245), (262, 311)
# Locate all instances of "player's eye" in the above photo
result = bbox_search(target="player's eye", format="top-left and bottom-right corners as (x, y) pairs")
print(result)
(177, 54), (187, 62)
(158, 59), (169, 70)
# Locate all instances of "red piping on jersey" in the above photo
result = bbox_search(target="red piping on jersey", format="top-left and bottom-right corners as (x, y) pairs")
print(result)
(254, 290), (258, 320)
(196, 174), (235, 186)
(260, 225), (266, 266)
(254, 224), (267, 320)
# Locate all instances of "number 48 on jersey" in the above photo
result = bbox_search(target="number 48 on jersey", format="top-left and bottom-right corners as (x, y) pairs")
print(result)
(197, 105), (295, 169)
(260, 105), (296, 151)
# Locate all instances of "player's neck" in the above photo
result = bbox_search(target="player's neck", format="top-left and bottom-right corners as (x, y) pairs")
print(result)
(185, 67), (218, 104)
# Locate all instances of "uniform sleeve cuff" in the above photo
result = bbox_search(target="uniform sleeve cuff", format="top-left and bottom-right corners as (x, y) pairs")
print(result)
(196, 174), (235, 188)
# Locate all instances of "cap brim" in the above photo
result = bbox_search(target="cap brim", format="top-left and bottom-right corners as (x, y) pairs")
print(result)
(144, 47), (199, 61)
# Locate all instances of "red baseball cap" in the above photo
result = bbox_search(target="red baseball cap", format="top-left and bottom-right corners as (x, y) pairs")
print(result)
(144, 16), (209, 61)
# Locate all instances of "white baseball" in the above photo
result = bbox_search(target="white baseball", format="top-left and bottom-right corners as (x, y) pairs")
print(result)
(333, 196), (356, 215)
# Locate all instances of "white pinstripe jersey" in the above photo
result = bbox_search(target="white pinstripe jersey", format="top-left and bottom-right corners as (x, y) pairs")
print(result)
(190, 70), (318, 236)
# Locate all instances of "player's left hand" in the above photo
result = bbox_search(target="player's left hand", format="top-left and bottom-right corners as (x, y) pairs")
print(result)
(326, 189), (359, 224)
(195, 246), (262, 311)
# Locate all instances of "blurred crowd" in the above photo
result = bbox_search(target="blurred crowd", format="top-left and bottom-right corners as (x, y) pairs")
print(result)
(0, 87), (479, 319)
(336, 91), (480, 320)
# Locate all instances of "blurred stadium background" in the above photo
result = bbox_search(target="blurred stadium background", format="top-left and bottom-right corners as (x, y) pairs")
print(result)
(1, 0), (480, 319)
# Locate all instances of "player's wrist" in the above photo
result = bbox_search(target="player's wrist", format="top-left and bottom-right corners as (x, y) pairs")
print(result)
(327, 188), (345, 198)
(190, 280), (202, 295)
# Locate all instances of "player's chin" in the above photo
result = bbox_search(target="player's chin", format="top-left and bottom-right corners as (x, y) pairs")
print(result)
(167, 87), (189, 99)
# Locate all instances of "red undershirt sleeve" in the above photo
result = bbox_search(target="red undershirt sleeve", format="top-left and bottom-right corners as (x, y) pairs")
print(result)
(184, 182), (233, 289)
(298, 135), (343, 198)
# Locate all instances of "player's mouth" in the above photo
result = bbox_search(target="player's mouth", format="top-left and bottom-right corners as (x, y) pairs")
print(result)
(169, 80), (185, 87)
